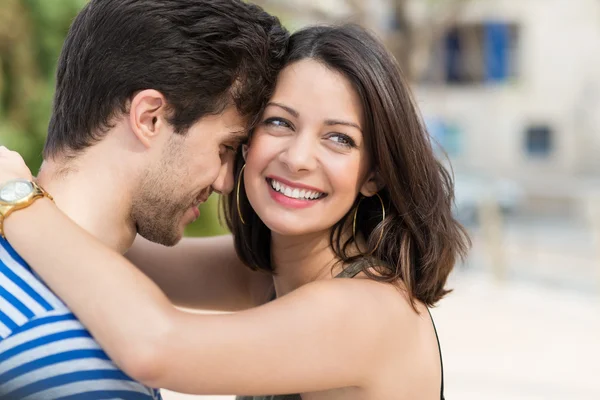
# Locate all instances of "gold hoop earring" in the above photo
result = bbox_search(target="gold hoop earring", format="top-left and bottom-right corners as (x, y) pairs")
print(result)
(236, 164), (246, 225)
(352, 192), (385, 255)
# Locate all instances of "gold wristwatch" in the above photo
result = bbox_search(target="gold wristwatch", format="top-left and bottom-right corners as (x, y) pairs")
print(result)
(0, 179), (54, 239)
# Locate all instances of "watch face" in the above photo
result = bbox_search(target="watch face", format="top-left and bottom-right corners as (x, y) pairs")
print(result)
(0, 179), (34, 203)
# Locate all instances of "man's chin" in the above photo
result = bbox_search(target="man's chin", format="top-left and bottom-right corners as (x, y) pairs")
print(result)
(138, 227), (183, 247)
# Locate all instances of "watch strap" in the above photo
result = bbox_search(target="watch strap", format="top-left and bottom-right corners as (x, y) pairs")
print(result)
(0, 182), (54, 239)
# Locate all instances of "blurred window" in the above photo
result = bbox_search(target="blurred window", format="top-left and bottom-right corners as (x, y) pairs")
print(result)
(422, 22), (519, 85)
(426, 117), (463, 158)
(525, 125), (553, 157)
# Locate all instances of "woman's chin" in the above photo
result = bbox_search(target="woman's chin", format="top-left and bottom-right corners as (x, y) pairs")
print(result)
(260, 218), (329, 239)
(254, 207), (341, 239)
(261, 220), (309, 237)
(264, 224), (305, 237)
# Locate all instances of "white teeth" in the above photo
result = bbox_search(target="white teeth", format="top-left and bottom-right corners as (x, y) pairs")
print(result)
(269, 179), (324, 200)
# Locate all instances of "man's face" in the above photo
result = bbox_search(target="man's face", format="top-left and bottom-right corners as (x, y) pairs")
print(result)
(131, 106), (246, 246)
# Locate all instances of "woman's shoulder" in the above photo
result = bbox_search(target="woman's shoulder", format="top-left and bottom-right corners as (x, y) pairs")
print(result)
(295, 275), (419, 333)
(290, 276), (435, 377)
(309, 276), (442, 378)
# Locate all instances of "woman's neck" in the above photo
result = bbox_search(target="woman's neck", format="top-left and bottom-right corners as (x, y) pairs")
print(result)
(270, 226), (364, 296)
(270, 232), (341, 296)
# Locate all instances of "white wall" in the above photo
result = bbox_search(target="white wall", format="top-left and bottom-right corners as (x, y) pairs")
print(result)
(412, 0), (600, 177)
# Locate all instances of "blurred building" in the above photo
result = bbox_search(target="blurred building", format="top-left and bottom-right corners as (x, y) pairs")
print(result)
(262, 0), (600, 215)
(409, 0), (600, 213)
(256, 0), (391, 35)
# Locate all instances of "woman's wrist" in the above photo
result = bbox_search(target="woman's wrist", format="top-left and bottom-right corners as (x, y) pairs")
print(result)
(3, 196), (56, 241)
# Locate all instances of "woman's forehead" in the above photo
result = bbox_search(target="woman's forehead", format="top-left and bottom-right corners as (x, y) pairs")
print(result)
(270, 60), (363, 125)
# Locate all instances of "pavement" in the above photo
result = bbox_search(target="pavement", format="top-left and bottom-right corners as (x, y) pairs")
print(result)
(162, 269), (600, 400)
(432, 272), (600, 400)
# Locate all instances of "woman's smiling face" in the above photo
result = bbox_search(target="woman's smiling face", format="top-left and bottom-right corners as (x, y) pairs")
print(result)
(243, 59), (376, 237)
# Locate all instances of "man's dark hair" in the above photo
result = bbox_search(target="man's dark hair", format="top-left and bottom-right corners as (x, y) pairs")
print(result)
(44, 0), (288, 159)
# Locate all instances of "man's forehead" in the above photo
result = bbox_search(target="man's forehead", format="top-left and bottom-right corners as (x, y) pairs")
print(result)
(225, 128), (248, 142)
(220, 105), (247, 128)
(218, 105), (249, 139)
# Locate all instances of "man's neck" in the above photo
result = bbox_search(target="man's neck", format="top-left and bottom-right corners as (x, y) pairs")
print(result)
(36, 157), (138, 254)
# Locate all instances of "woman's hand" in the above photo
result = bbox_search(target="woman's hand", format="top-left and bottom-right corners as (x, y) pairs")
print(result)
(0, 146), (34, 183)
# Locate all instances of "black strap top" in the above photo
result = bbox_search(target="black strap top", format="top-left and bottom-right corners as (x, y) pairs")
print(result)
(236, 261), (445, 400)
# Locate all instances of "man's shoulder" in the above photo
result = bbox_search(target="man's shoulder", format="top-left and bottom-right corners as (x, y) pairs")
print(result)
(0, 309), (162, 399)
(0, 237), (66, 339)
(0, 239), (162, 399)
(0, 236), (29, 270)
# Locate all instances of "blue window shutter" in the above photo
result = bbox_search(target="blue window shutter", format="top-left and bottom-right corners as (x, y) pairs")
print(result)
(445, 28), (462, 83)
(484, 22), (510, 82)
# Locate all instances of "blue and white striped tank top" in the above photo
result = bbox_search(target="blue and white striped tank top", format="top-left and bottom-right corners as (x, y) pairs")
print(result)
(0, 237), (162, 400)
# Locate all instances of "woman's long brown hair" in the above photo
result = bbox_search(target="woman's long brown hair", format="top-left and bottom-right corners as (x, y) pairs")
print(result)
(223, 24), (470, 307)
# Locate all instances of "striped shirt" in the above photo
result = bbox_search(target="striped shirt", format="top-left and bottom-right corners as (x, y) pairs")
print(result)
(0, 237), (162, 400)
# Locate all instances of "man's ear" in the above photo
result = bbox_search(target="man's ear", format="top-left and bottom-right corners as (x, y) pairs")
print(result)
(360, 172), (385, 197)
(241, 144), (249, 161)
(129, 89), (168, 148)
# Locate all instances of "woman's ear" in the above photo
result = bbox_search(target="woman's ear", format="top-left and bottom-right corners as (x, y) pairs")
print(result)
(129, 89), (168, 148)
(360, 172), (385, 197)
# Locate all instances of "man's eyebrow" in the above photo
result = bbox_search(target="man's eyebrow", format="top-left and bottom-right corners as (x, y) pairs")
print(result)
(266, 102), (299, 118)
(225, 129), (248, 142)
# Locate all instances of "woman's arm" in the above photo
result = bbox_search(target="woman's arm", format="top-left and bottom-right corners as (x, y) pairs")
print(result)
(0, 146), (271, 311)
(4, 199), (390, 395)
(126, 235), (273, 311)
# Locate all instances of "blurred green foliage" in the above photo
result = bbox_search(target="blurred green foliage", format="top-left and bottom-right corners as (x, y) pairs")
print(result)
(0, 0), (227, 237)
(0, 0), (86, 172)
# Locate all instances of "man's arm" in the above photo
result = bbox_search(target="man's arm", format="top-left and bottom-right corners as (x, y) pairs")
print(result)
(125, 235), (273, 311)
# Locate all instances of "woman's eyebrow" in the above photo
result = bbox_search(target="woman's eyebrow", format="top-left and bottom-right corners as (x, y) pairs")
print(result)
(267, 102), (362, 132)
(266, 102), (299, 117)
(325, 119), (362, 132)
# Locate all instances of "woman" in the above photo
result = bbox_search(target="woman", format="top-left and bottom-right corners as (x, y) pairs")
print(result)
(0, 25), (469, 399)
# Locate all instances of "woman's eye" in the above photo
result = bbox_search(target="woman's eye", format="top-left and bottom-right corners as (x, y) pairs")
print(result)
(328, 133), (356, 148)
(264, 117), (292, 129)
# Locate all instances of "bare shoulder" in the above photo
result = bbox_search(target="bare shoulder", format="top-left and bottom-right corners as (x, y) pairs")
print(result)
(247, 277), (441, 393)
(284, 277), (420, 340)
(308, 275), (415, 310)
(303, 277), (438, 350)
(298, 278), (442, 391)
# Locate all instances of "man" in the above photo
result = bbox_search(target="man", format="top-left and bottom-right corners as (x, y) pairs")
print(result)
(0, 0), (287, 398)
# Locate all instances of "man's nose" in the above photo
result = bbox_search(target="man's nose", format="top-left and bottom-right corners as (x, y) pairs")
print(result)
(212, 156), (235, 195)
